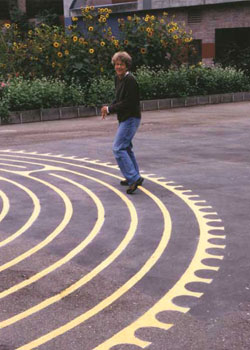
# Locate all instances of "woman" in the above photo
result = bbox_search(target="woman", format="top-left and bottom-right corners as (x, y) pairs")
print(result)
(101, 51), (144, 194)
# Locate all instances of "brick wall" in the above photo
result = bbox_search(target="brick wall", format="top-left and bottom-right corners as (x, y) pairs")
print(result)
(165, 2), (250, 63)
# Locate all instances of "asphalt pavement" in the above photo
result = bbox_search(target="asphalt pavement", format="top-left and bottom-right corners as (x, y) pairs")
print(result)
(0, 101), (249, 350)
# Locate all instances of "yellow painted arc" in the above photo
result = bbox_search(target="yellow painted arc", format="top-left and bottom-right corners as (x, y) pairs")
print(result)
(15, 186), (171, 350)
(0, 151), (225, 350)
(0, 176), (40, 247)
(0, 173), (73, 272)
(0, 171), (136, 329)
(0, 190), (10, 223)
(0, 168), (135, 300)
(0, 160), (136, 301)
(0, 162), (26, 169)
(92, 179), (226, 350)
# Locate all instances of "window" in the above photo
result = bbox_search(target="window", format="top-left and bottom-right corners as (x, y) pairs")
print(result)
(0, 0), (10, 19)
(26, 0), (63, 18)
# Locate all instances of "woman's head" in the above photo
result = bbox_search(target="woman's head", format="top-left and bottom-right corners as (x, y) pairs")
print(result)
(111, 51), (132, 70)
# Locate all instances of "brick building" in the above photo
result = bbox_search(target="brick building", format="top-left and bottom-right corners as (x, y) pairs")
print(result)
(0, 0), (64, 23)
(66, 0), (250, 64)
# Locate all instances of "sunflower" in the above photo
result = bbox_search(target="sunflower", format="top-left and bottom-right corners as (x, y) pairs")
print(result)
(140, 48), (147, 54)
(89, 48), (95, 54)
(65, 50), (69, 56)
(100, 41), (106, 46)
(4, 23), (11, 29)
(88, 26), (94, 31)
(53, 42), (60, 48)
(73, 36), (78, 42)
(57, 52), (63, 58)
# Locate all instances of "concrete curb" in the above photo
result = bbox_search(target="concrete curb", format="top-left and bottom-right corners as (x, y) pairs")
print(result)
(2, 91), (250, 125)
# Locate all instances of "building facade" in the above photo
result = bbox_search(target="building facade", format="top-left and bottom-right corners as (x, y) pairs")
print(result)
(67, 0), (250, 64)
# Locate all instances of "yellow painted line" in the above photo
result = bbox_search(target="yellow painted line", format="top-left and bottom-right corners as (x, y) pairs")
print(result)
(0, 172), (72, 273)
(0, 176), (40, 247)
(0, 171), (136, 330)
(93, 182), (226, 350)
(15, 186), (171, 350)
(0, 190), (10, 223)
(0, 162), (26, 168)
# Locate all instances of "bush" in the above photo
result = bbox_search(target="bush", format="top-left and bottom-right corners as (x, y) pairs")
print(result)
(0, 77), (86, 115)
(85, 77), (114, 106)
(1, 65), (249, 122)
(136, 65), (250, 100)
(0, 7), (194, 83)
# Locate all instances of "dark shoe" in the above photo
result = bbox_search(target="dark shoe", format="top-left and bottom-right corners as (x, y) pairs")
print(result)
(127, 177), (144, 194)
(120, 179), (129, 186)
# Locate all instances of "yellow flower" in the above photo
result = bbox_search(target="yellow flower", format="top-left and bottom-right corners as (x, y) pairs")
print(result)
(140, 48), (146, 54)
(52, 62), (56, 68)
(151, 15), (155, 20)
(89, 48), (95, 54)
(72, 16), (78, 21)
(65, 50), (69, 56)
(127, 16), (132, 21)
(4, 23), (11, 29)
(90, 6), (95, 10)
(173, 35), (179, 40)
(79, 37), (85, 44)
(160, 19), (165, 24)
(100, 41), (105, 46)
(146, 27), (151, 32)
(57, 52), (63, 58)
(73, 35), (78, 42)
(68, 25), (73, 30)
(28, 30), (33, 35)
(53, 42), (60, 48)
(88, 26), (94, 31)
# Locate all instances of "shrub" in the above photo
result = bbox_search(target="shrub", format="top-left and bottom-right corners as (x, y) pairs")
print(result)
(0, 77), (86, 114)
(0, 7), (194, 83)
(85, 77), (114, 106)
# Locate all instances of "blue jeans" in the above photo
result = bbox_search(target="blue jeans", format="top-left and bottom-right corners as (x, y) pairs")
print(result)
(113, 117), (141, 185)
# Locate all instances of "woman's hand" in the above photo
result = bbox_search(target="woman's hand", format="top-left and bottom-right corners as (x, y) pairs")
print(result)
(101, 106), (108, 120)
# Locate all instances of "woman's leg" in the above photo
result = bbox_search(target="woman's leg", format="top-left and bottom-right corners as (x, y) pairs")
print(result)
(112, 118), (141, 185)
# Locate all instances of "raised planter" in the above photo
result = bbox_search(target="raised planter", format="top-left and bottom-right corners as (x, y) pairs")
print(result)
(2, 91), (250, 125)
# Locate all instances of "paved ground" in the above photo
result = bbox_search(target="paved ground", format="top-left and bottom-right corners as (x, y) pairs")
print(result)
(0, 102), (249, 350)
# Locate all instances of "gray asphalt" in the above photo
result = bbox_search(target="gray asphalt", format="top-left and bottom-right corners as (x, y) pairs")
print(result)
(0, 102), (249, 350)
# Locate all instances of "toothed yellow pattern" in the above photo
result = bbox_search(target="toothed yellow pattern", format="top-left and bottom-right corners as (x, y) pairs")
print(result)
(0, 150), (226, 350)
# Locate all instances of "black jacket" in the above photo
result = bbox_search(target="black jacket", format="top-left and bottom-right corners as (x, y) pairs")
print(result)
(109, 73), (141, 122)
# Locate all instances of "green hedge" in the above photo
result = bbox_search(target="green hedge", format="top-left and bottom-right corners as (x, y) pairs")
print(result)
(86, 65), (250, 106)
(1, 65), (250, 122)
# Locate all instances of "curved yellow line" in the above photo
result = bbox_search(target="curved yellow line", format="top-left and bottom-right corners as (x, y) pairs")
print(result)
(0, 174), (73, 272)
(15, 186), (171, 350)
(0, 176), (40, 247)
(0, 190), (10, 223)
(0, 171), (136, 330)
(94, 183), (226, 350)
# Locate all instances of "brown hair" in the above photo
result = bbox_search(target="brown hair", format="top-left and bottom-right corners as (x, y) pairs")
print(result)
(111, 51), (132, 70)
